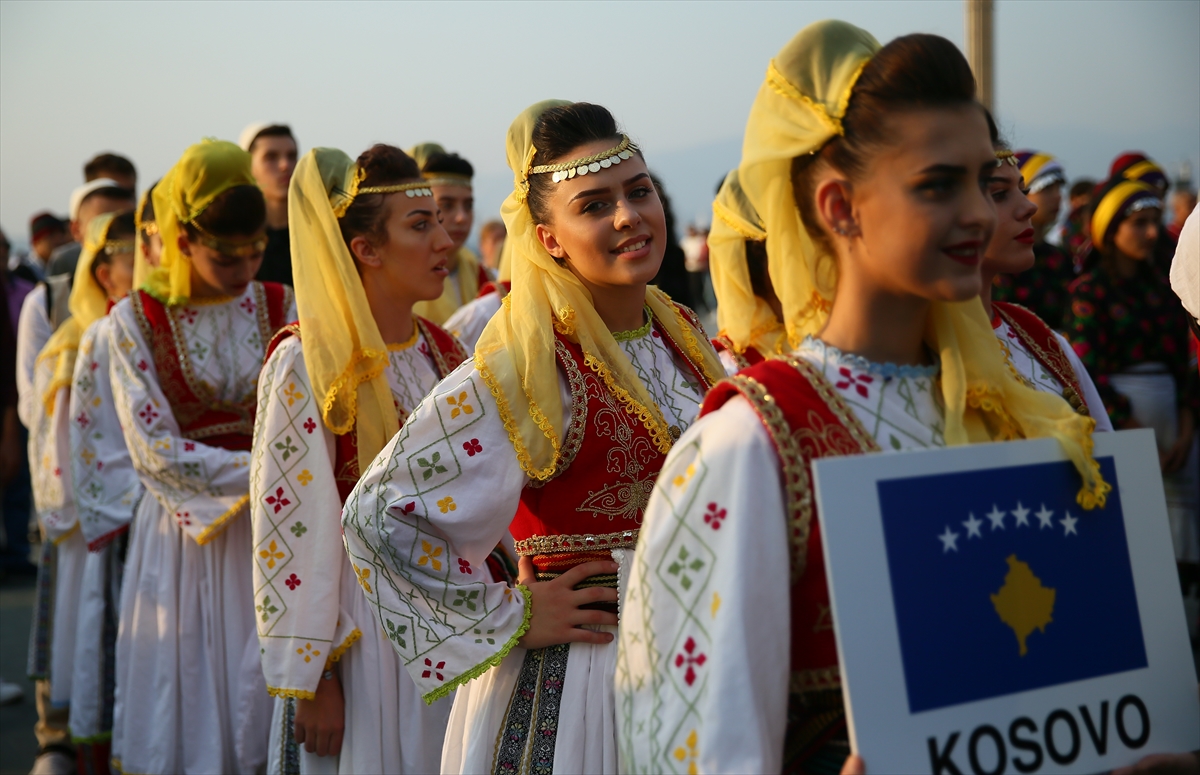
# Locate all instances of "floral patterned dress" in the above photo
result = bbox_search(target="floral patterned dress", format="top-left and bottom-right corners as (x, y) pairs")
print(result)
(617, 337), (944, 773)
(991, 241), (1077, 330)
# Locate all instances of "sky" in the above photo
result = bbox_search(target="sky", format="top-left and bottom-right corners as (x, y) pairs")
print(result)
(2, 0), (1197, 249)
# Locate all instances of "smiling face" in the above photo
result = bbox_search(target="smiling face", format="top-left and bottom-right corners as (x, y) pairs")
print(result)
(983, 159), (1038, 277)
(432, 184), (474, 249)
(533, 140), (666, 294)
(348, 190), (455, 304)
(820, 104), (997, 304)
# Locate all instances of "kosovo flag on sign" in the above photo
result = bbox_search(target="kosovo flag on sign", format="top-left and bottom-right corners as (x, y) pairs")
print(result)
(878, 456), (1146, 714)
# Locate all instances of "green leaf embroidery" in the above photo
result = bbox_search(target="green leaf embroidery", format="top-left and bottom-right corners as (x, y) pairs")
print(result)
(473, 628), (495, 645)
(275, 435), (299, 462)
(667, 546), (704, 591)
(452, 589), (480, 611)
(290, 522), (307, 537)
(385, 620), (408, 649)
(183, 462), (201, 477)
(418, 451), (449, 481)
(256, 595), (279, 622)
(890, 435), (901, 451)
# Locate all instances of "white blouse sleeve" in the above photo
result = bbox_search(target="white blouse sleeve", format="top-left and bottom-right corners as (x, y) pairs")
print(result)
(617, 396), (791, 774)
(341, 359), (532, 703)
(107, 300), (253, 545)
(1054, 331), (1114, 432)
(70, 317), (144, 550)
(251, 337), (358, 698)
(16, 284), (52, 430)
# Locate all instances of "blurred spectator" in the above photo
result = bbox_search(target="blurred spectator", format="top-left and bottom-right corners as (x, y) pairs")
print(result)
(1169, 185), (1198, 243)
(1061, 178), (1096, 268)
(20, 213), (70, 283)
(648, 175), (694, 310)
(478, 220), (506, 277)
(83, 152), (137, 191)
(240, 123), (297, 286)
(45, 179), (135, 279)
(681, 224), (710, 314)
(0, 229), (34, 578)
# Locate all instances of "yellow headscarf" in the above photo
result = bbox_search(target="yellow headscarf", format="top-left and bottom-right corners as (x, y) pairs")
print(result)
(710, 170), (785, 356)
(473, 100), (724, 480)
(132, 187), (156, 291)
(289, 147), (411, 473)
(741, 20), (1107, 508)
(36, 212), (124, 413)
(144, 139), (257, 305)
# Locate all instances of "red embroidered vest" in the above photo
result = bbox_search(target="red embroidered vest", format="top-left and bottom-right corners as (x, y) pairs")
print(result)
(476, 279), (511, 300)
(263, 316), (467, 503)
(702, 356), (873, 768)
(994, 301), (1091, 417)
(711, 334), (766, 371)
(513, 314), (715, 581)
(131, 282), (290, 452)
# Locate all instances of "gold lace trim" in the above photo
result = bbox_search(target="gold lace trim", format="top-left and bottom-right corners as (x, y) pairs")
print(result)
(664, 297), (721, 387)
(266, 685), (315, 701)
(582, 353), (673, 456)
(528, 339), (589, 489)
(474, 353), (560, 481)
(611, 308), (652, 342)
(791, 666), (842, 694)
(194, 494), (250, 546)
(387, 321), (421, 352)
(324, 628), (363, 669)
(514, 529), (639, 557)
(322, 347), (389, 436)
(781, 355), (879, 454)
(996, 304), (1089, 417)
(50, 521), (81, 546)
(766, 61), (844, 135)
(712, 198), (765, 241)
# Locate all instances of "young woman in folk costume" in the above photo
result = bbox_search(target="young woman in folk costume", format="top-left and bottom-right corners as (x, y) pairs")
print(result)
(63, 211), (145, 770)
(409, 143), (489, 325)
(341, 100), (723, 774)
(444, 242), (513, 356)
(616, 22), (1108, 774)
(708, 169), (785, 373)
(979, 119), (1112, 431)
(27, 211), (135, 749)
(251, 144), (468, 773)
(109, 139), (295, 775)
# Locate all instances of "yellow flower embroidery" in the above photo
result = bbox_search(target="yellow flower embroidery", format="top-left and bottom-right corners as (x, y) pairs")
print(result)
(418, 540), (444, 571)
(91, 396), (102, 407)
(154, 439), (171, 451)
(673, 730), (699, 775)
(118, 337), (135, 353)
(436, 496), (456, 514)
(284, 381), (304, 407)
(259, 540), (285, 569)
(80, 449), (95, 466)
(297, 469), (313, 486)
(353, 564), (372, 594)
(711, 592), (721, 618)
(446, 391), (474, 419)
(296, 642), (322, 663)
(672, 463), (697, 488)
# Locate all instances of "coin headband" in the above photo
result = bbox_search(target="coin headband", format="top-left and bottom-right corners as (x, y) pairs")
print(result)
(187, 219), (268, 257)
(995, 150), (1019, 168)
(422, 172), (473, 189)
(530, 135), (638, 183)
(358, 182), (435, 198)
(139, 222), (159, 237)
(102, 240), (135, 255)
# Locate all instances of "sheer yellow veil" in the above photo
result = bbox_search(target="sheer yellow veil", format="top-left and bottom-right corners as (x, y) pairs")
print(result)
(132, 188), (155, 290)
(473, 99), (724, 480)
(144, 139), (257, 305)
(741, 20), (1107, 507)
(37, 212), (121, 413)
(289, 147), (403, 473)
(710, 170), (785, 355)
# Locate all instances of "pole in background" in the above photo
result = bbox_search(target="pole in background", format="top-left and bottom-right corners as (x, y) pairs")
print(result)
(965, 0), (994, 112)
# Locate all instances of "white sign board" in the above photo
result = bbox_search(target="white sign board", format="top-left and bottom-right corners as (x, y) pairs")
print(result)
(811, 429), (1198, 774)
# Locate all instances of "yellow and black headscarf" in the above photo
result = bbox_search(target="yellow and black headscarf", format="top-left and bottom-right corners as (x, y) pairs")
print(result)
(1090, 178), (1162, 252)
(740, 19), (1108, 508)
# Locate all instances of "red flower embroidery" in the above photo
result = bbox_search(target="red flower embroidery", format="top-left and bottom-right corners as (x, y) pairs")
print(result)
(184, 442), (195, 452)
(463, 438), (483, 456)
(303, 417), (316, 434)
(90, 361), (99, 371)
(240, 297), (256, 314)
(265, 486), (291, 514)
(674, 636), (707, 686)
(137, 359), (148, 372)
(180, 308), (198, 325)
(76, 412), (90, 429)
(138, 403), (159, 425)
(418, 342), (431, 357)
(703, 502), (726, 530)
(652, 330), (661, 338)
(834, 367), (873, 398)
(53, 467), (61, 477)
(401, 502), (416, 515)
(458, 558), (472, 574)
(285, 573), (302, 590)
(176, 511), (192, 526)
(422, 658), (445, 681)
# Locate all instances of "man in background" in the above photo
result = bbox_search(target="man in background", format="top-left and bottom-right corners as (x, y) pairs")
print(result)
(1169, 183), (1198, 243)
(240, 123), (297, 286)
(46, 153), (137, 278)
(16, 214), (70, 284)
(478, 220), (506, 278)
(82, 152), (136, 192)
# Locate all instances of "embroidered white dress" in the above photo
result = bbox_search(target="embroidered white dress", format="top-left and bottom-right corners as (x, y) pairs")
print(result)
(993, 317), (1113, 432)
(110, 285), (295, 775)
(617, 337), (944, 773)
(68, 315), (145, 743)
(253, 334), (453, 774)
(443, 291), (502, 356)
(342, 325), (704, 775)
(27, 317), (86, 708)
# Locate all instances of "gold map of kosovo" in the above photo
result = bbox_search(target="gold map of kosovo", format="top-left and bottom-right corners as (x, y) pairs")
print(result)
(990, 555), (1056, 656)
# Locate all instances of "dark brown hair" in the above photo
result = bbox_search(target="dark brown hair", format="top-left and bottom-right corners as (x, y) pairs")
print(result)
(339, 144), (421, 248)
(527, 103), (625, 225)
(84, 152), (136, 183)
(249, 125), (295, 153)
(90, 210), (137, 284)
(423, 151), (473, 178)
(138, 181), (158, 233)
(186, 185), (266, 238)
(791, 33), (979, 256)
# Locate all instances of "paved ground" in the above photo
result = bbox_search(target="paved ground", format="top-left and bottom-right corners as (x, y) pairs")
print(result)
(0, 572), (38, 775)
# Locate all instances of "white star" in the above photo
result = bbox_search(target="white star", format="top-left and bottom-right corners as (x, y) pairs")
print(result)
(1011, 501), (1031, 528)
(1035, 504), (1054, 529)
(938, 526), (960, 553)
(963, 512), (983, 539)
(986, 504), (1006, 530)
(1061, 511), (1079, 536)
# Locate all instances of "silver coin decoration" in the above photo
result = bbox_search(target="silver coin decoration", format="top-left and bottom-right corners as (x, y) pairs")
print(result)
(589, 162), (601, 173)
